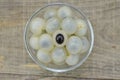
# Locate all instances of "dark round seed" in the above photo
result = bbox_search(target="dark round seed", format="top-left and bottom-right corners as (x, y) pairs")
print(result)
(56, 33), (64, 44)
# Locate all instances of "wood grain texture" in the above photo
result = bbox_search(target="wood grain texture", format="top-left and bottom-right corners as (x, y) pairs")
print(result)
(0, 0), (120, 79)
(0, 74), (98, 80)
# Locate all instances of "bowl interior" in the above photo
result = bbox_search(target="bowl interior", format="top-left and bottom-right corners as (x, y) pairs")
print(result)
(24, 3), (94, 72)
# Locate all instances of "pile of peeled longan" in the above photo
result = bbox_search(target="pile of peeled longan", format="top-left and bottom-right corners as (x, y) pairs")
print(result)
(29, 6), (90, 66)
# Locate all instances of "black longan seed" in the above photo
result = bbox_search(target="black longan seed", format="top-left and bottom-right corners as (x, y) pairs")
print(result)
(56, 33), (64, 44)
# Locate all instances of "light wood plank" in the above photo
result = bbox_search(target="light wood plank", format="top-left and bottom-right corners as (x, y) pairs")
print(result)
(0, 0), (120, 79)
(0, 74), (97, 80)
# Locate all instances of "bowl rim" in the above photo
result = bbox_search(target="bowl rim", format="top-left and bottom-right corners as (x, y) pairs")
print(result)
(24, 3), (94, 72)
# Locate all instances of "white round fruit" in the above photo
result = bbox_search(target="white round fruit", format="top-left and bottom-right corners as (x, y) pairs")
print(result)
(80, 37), (90, 53)
(53, 30), (68, 47)
(58, 6), (72, 19)
(46, 18), (60, 34)
(66, 36), (83, 54)
(44, 9), (57, 20)
(66, 54), (79, 66)
(29, 36), (39, 50)
(61, 18), (77, 35)
(52, 47), (66, 64)
(75, 19), (87, 36)
(37, 50), (51, 63)
(30, 18), (45, 35)
(39, 34), (53, 51)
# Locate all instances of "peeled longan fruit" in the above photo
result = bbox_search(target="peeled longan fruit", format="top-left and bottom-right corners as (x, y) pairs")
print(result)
(61, 18), (77, 35)
(53, 30), (68, 47)
(52, 47), (66, 64)
(80, 37), (90, 53)
(58, 6), (72, 19)
(75, 19), (87, 37)
(46, 18), (60, 34)
(37, 50), (51, 63)
(66, 54), (79, 66)
(29, 36), (39, 50)
(39, 34), (54, 51)
(66, 36), (83, 54)
(44, 9), (57, 20)
(30, 18), (45, 35)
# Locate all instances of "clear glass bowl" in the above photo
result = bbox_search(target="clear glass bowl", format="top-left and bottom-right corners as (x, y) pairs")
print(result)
(24, 3), (94, 72)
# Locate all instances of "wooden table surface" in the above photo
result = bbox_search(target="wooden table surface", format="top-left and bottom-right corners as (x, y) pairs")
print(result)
(0, 0), (120, 80)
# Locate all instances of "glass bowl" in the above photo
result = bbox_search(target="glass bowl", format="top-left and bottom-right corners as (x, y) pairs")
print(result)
(24, 3), (94, 72)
